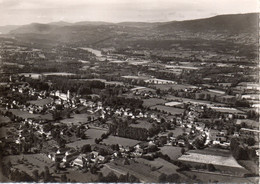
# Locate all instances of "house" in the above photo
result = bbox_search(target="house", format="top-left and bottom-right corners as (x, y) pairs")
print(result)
(72, 154), (87, 168)
(62, 151), (79, 164)
(209, 129), (227, 143)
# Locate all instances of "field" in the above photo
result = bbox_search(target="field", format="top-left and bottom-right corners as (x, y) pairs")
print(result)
(165, 101), (183, 107)
(0, 115), (11, 123)
(3, 154), (53, 175)
(66, 128), (107, 148)
(178, 151), (243, 168)
(103, 158), (159, 182)
(165, 95), (224, 107)
(143, 98), (167, 107)
(131, 86), (156, 93)
(159, 146), (183, 160)
(3, 154), (98, 182)
(102, 135), (140, 147)
(150, 105), (184, 115)
(60, 113), (93, 126)
(211, 106), (244, 114)
(64, 169), (98, 182)
(152, 84), (197, 91)
(28, 98), (52, 106)
(159, 127), (186, 137)
(9, 109), (41, 119)
(130, 120), (152, 130)
(183, 170), (258, 183)
(136, 158), (180, 175)
(103, 158), (189, 182)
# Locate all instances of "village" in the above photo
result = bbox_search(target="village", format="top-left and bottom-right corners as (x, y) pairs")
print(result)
(0, 22), (259, 183)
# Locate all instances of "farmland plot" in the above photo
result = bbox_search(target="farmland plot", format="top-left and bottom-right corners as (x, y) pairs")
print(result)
(178, 152), (243, 168)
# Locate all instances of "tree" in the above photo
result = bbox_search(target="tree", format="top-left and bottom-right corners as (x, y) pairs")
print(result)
(81, 144), (91, 153)
(167, 173), (180, 182)
(106, 172), (118, 182)
(207, 164), (216, 172)
(181, 148), (185, 154)
(43, 166), (51, 182)
(158, 173), (167, 182)
(32, 169), (39, 181)
(60, 174), (67, 182)
(128, 174), (140, 183)
(246, 137), (256, 146)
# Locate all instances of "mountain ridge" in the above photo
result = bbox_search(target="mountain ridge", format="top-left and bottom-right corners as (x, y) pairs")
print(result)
(0, 12), (257, 35)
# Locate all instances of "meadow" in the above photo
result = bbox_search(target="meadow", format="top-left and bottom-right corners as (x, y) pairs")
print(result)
(102, 135), (140, 147)
(143, 98), (167, 107)
(159, 146), (183, 160)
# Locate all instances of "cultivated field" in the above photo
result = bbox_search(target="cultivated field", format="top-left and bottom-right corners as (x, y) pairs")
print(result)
(102, 135), (140, 147)
(178, 152), (243, 168)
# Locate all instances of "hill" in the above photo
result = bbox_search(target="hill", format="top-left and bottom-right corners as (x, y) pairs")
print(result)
(5, 13), (258, 56)
(156, 13), (258, 34)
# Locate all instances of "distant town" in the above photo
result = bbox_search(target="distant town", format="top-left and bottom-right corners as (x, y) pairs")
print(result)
(0, 13), (259, 183)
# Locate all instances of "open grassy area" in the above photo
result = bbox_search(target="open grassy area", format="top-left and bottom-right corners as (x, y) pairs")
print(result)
(165, 95), (224, 107)
(136, 158), (180, 175)
(60, 113), (93, 126)
(143, 98), (167, 107)
(0, 115), (11, 123)
(159, 146), (183, 160)
(64, 169), (98, 182)
(3, 154), (53, 175)
(28, 98), (52, 106)
(183, 170), (257, 183)
(102, 135), (140, 147)
(9, 109), (41, 119)
(152, 84), (197, 91)
(130, 120), (152, 130)
(66, 128), (107, 148)
(159, 127), (187, 137)
(104, 158), (159, 182)
(150, 105), (184, 115)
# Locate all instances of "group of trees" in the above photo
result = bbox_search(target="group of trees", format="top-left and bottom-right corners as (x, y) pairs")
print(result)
(230, 138), (257, 161)
(109, 120), (149, 141)
(158, 173), (181, 183)
(2, 161), (54, 182)
(97, 172), (140, 183)
(48, 77), (105, 95)
(102, 96), (143, 109)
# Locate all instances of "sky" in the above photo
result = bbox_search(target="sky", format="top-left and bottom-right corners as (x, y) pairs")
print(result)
(0, 0), (258, 26)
